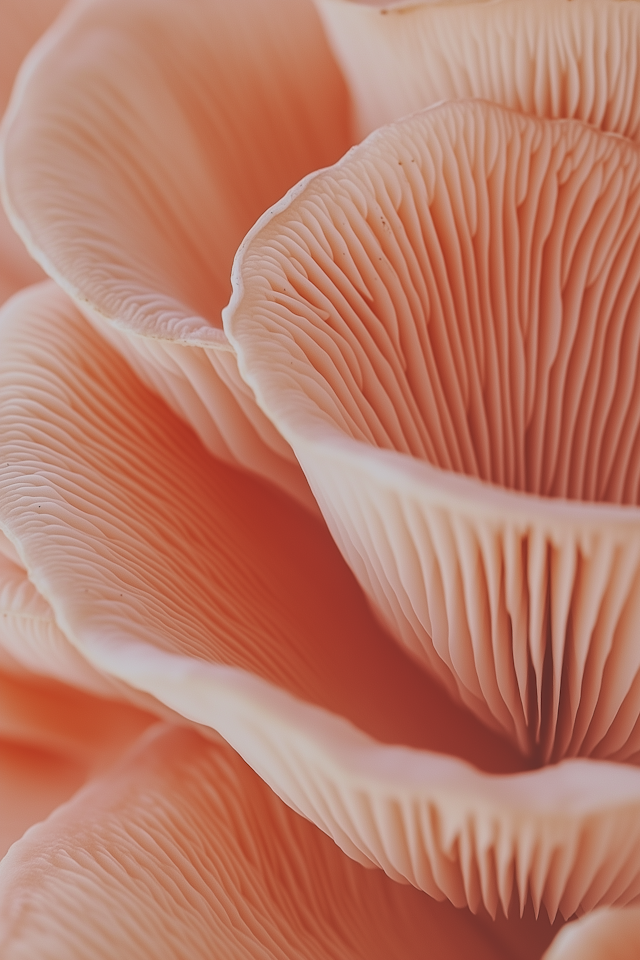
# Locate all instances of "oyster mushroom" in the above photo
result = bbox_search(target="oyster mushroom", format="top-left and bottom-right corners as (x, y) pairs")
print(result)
(4, 0), (640, 953)
(3, 279), (640, 926)
(225, 99), (640, 768)
(313, 0), (640, 142)
(0, 0), (351, 511)
(0, 725), (506, 960)
(0, 669), (153, 860)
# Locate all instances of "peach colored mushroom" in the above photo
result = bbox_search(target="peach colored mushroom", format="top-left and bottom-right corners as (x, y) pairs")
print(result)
(226, 99), (640, 767)
(0, 669), (153, 861)
(0, 0), (352, 511)
(0, 725), (513, 960)
(3, 0), (640, 957)
(0, 272), (639, 957)
(0, 0), (66, 302)
(0, 240), (638, 944)
(313, 0), (640, 142)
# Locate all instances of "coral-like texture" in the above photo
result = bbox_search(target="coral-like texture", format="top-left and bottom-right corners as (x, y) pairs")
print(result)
(0, 726), (507, 960)
(3, 281), (640, 919)
(0, 535), (121, 695)
(0, 281), (522, 766)
(1, 0), (352, 508)
(0, 669), (152, 857)
(0, 0), (65, 304)
(226, 100), (640, 764)
(315, 0), (640, 141)
(4, 1), (640, 955)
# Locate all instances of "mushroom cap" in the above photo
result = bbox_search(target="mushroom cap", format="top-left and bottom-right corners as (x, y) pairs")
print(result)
(226, 99), (640, 763)
(0, 0), (351, 510)
(5, 207), (640, 925)
(314, 0), (640, 141)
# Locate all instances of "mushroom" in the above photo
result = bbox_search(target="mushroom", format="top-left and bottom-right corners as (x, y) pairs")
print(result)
(0, 0), (351, 511)
(226, 99), (640, 766)
(314, 0), (640, 141)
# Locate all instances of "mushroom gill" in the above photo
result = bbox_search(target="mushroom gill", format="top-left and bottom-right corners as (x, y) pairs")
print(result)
(314, 0), (640, 142)
(0, 0), (351, 512)
(226, 100), (640, 764)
